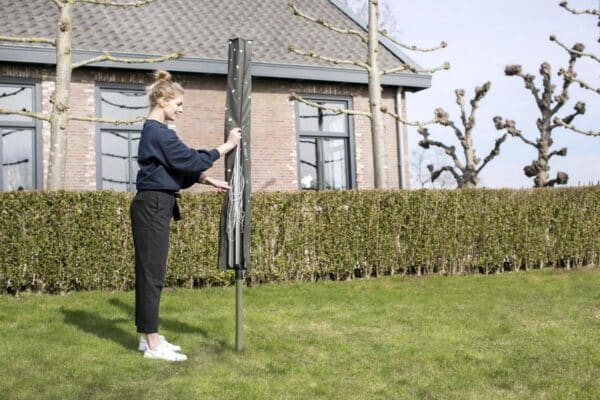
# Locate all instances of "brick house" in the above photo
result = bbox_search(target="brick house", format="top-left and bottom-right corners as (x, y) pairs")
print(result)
(0, 0), (430, 192)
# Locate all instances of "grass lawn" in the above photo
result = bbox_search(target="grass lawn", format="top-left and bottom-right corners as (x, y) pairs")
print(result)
(1, 268), (599, 400)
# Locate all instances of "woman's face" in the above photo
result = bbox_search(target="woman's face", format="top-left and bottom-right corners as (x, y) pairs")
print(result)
(161, 94), (184, 121)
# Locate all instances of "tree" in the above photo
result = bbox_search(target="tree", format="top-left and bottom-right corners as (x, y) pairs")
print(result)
(493, 52), (587, 188)
(549, 1), (599, 137)
(416, 82), (507, 188)
(492, 1), (598, 188)
(0, 0), (181, 190)
(409, 147), (455, 189)
(288, 0), (449, 188)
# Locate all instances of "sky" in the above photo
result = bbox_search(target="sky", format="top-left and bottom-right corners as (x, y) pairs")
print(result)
(381, 0), (599, 188)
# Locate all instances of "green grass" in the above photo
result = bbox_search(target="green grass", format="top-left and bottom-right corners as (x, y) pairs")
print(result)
(1, 268), (599, 400)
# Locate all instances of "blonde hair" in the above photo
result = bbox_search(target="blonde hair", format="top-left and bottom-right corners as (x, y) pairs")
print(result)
(146, 70), (184, 109)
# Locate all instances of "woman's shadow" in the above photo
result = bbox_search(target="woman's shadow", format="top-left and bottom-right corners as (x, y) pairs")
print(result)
(61, 298), (227, 352)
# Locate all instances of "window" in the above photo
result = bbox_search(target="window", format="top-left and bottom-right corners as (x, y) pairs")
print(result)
(96, 86), (148, 191)
(0, 81), (41, 191)
(296, 97), (355, 190)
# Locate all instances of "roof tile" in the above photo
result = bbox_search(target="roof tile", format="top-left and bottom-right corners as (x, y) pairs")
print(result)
(0, 0), (408, 70)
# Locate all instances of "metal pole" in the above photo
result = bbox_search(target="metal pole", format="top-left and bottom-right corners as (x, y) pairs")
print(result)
(395, 87), (407, 189)
(234, 147), (243, 352)
(235, 267), (244, 352)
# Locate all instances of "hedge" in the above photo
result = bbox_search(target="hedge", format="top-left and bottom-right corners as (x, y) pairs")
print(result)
(1, 187), (599, 294)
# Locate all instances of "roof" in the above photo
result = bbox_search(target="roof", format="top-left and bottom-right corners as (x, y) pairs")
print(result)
(0, 0), (431, 90)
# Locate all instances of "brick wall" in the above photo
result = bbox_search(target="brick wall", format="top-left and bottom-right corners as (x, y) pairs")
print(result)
(1, 63), (410, 192)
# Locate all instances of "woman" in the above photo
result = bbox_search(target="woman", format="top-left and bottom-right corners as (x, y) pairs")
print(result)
(130, 70), (241, 361)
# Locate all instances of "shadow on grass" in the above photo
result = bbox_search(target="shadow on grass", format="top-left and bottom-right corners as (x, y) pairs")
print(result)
(61, 298), (228, 352)
(61, 308), (134, 351)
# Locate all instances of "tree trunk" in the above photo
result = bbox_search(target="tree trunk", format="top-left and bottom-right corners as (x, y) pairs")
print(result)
(47, 1), (73, 190)
(462, 127), (478, 188)
(368, 0), (387, 188)
(534, 115), (552, 187)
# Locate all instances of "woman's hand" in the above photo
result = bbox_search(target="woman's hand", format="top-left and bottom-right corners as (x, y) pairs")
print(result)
(227, 127), (242, 146)
(201, 176), (230, 192)
(217, 127), (242, 157)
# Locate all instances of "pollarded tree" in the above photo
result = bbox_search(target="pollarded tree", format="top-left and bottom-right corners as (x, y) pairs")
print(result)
(0, 0), (181, 190)
(416, 82), (508, 188)
(288, 0), (449, 188)
(549, 1), (599, 137)
(409, 147), (455, 189)
(493, 44), (589, 188)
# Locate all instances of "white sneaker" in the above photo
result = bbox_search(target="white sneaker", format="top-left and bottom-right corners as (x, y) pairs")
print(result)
(143, 342), (188, 362)
(138, 335), (182, 352)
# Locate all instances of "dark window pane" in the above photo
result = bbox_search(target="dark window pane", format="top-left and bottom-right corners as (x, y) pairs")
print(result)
(299, 137), (318, 190)
(100, 90), (148, 123)
(130, 133), (141, 191)
(0, 85), (34, 124)
(320, 104), (346, 133)
(322, 138), (348, 190)
(2, 128), (33, 190)
(101, 130), (129, 191)
(298, 102), (319, 132)
(298, 101), (346, 133)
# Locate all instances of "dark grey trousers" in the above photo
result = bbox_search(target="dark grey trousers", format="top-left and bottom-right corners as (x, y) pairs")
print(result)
(130, 190), (176, 334)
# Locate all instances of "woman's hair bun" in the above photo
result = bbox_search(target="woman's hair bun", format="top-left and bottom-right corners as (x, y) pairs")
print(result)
(147, 70), (183, 108)
(153, 70), (172, 82)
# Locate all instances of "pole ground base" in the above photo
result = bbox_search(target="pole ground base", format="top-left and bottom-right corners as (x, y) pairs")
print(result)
(235, 268), (244, 352)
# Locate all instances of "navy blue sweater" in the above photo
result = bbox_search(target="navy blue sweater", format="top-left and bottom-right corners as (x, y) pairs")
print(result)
(135, 119), (220, 191)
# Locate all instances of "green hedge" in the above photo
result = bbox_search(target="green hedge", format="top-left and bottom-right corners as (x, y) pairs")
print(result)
(1, 187), (599, 294)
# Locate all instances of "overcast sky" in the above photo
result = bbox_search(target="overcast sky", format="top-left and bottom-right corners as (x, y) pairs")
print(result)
(382, 0), (599, 188)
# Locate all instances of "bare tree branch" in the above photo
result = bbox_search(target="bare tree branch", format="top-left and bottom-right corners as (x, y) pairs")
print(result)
(288, 45), (370, 70)
(560, 69), (600, 94)
(3, 158), (30, 167)
(540, 62), (555, 111)
(417, 126), (465, 171)
(0, 35), (56, 46)
(505, 65), (547, 111)
(379, 29), (447, 53)
(381, 108), (439, 127)
(77, 0), (155, 7)
(550, 35), (599, 63)
(102, 152), (135, 160)
(476, 133), (508, 174)
(559, 1), (600, 16)
(0, 87), (26, 99)
(493, 116), (537, 147)
(428, 164), (461, 183)
(552, 4), (599, 100)
(100, 95), (148, 109)
(558, 100), (586, 126)
(554, 117), (600, 137)
(430, 106), (464, 141)
(548, 147), (568, 159)
(69, 115), (145, 125)
(455, 89), (468, 130)
(49, 0), (64, 7)
(288, 0), (368, 44)
(552, 48), (580, 114)
(410, 147), (456, 188)
(0, 107), (51, 122)
(290, 92), (372, 118)
(544, 171), (569, 187)
(72, 51), (182, 69)
(381, 61), (450, 76)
